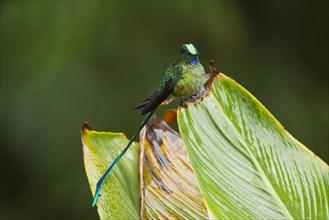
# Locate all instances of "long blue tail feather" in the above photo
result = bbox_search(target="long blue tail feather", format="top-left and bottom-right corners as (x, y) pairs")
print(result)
(92, 110), (155, 207)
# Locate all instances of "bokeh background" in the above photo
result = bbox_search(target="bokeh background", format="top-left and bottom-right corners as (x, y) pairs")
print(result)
(1, 1), (328, 219)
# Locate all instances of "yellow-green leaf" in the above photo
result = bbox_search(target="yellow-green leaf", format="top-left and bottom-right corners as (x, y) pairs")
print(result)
(82, 123), (140, 219)
(177, 74), (329, 219)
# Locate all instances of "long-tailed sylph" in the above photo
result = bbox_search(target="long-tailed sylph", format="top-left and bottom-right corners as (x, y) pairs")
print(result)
(92, 43), (206, 206)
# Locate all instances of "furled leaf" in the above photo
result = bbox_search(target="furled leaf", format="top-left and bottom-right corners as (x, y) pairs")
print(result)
(177, 73), (329, 219)
(140, 116), (208, 219)
(82, 123), (140, 219)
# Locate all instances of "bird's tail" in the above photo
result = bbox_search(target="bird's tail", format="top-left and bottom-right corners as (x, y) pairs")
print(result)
(92, 110), (155, 207)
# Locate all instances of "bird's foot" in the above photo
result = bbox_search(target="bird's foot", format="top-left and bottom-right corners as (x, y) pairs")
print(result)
(190, 94), (198, 100)
(179, 100), (188, 108)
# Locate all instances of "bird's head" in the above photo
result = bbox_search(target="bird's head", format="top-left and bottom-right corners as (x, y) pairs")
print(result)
(179, 43), (202, 65)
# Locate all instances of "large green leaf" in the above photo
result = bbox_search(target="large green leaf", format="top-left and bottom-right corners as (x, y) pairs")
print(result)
(177, 74), (329, 219)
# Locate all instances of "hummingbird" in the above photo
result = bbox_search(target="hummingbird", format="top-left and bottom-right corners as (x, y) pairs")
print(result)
(92, 43), (206, 207)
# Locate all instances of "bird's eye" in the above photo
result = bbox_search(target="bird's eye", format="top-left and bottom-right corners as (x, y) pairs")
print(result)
(184, 52), (188, 55)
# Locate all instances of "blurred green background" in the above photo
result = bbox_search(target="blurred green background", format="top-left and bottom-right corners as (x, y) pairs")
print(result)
(1, 1), (328, 219)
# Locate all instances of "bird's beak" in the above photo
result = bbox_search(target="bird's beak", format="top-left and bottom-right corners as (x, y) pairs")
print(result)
(196, 52), (203, 55)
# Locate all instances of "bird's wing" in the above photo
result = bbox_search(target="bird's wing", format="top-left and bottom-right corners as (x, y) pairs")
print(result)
(133, 78), (176, 115)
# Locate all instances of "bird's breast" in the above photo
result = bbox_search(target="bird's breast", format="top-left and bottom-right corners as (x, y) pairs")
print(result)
(172, 64), (205, 98)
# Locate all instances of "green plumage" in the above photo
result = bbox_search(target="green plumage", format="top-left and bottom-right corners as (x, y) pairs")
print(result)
(92, 43), (206, 207)
(159, 45), (205, 98)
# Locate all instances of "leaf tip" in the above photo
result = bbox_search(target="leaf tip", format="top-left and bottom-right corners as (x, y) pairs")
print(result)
(204, 59), (223, 89)
(81, 122), (93, 133)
